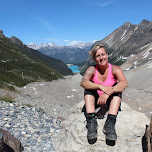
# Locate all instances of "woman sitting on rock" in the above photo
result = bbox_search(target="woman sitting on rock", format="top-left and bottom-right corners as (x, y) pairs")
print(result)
(80, 44), (128, 141)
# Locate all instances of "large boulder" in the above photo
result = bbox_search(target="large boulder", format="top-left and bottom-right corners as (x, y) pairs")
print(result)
(0, 128), (24, 152)
(52, 101), (150, 152)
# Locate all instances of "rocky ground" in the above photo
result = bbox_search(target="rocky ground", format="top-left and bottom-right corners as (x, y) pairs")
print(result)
(0, 71), (151, 151)
(0, 74), (84, 151)
(52, 101), (150, 152)
(14, 73), (84, 119)
(0, 100), (61, 152)
(122, 66), (152, 120)
(10, 72), (152, 120)
(0, 74), (84, 119)
(122, 88), (152, 120)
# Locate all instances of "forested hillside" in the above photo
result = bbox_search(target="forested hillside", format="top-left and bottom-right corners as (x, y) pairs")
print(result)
(0, 31), (73, 88)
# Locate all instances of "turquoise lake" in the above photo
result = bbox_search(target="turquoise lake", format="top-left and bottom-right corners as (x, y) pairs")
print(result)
(68, 65), (80, 73)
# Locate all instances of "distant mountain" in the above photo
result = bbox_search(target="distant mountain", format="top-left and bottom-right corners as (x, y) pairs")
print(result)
(27, 42), (93, 64)
(80, 19), (152, 75)
(0, 30), (73, 88)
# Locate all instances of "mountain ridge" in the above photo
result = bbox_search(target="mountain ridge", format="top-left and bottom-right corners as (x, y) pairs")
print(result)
(0, 31), (73, 88)
(80, 19), (152, 74)
(27, 42), (93, 64)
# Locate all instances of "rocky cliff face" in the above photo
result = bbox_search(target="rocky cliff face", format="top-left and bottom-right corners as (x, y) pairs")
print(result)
(10, 36), (24, 47)
(0, 30), (5, 38)
(81, 19), (152, 75)
(96, 19), (152, 58)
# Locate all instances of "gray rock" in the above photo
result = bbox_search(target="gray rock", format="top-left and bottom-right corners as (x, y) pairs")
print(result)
(52, 101), (150, 152)
(0, 100), (61, 151)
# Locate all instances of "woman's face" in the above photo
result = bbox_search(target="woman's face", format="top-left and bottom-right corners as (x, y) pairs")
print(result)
(95, 48), (108, 65)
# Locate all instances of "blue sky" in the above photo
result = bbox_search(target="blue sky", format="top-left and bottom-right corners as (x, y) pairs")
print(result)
(1, 0), (152, 46)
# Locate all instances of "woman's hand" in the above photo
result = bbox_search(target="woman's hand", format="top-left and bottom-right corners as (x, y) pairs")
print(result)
(97, 93), (109, 106)
(98, 85), (114, 96)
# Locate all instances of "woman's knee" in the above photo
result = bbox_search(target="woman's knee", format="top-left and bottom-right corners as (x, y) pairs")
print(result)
(112, 96), (121, 102)
(109, 96), (121, 107)
(84, 95), (95, 103)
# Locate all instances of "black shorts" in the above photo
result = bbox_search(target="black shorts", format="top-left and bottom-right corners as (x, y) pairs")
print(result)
(84, 87), (122, 111)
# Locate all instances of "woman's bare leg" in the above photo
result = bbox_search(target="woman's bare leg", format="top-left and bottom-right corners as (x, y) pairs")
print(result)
(108, 96), (121, 116)
(84, 95), (95, 114)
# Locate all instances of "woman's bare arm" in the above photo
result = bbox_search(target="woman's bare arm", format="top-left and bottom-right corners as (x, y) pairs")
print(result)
(80, 66), (99, 90)
(80, 66), (113, 95)
(112, 66), (128, 93)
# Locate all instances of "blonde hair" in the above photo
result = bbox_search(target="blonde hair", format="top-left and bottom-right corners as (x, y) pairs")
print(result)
(89, 44), (106, 61)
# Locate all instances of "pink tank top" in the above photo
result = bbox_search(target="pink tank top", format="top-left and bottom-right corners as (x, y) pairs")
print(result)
(92, 63), (117, 96)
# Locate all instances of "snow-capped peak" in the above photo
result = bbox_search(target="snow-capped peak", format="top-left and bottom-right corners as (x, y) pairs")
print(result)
(27, 43), (57, 50)
(27, 42), (93, 50)
(66, 42), (93, 49)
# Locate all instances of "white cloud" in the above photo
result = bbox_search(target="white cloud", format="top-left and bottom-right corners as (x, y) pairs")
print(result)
(92, 40), (97, 43)
(66, 41), (84, 46)
(64, 40), (70, 43)
(96, 0), (112, 7)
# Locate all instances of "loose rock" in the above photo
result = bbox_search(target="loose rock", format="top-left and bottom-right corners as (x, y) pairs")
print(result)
(0, 101), (61, 152)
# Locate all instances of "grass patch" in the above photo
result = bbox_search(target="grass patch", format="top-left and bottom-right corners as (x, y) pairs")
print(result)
(0, 97), (16, 103)
(25, 104), (33, 107)
(0, 90), (16, 103)
(2, 84), (17, 92)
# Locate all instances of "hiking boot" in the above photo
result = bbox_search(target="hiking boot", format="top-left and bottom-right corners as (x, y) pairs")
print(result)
(86, 114), (98, 140)
(103, 115), (117, 140)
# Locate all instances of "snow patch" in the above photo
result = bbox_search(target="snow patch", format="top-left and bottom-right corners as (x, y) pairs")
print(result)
(134, 61), (137, 68)
(39, 84), (45, 86)
(120, 30), (127, 41)
(1, 60), (6, 63)
(143, 47), (152, 59)
(115, 55), (135, 62)
(115, 56), (128, 62)
(106, 36), (113, 43)
(127, 54), (135, 60)
(123, 66), (132, 71)
(140, 44), (149, 50)
(30, 87), (36, 91)
(132, 43), (136, 46)
(134, 26), (138, 31)
(143, 48), (151, 59)
(67, 95), (74, 98)
(147, 63), (152, 68)
(143, 52), (150, 59)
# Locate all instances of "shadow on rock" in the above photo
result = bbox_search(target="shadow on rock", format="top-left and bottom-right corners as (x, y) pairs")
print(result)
(0, 128), (24, 152)
(88, 138), (97, 145)
(106, 139), (116, 146)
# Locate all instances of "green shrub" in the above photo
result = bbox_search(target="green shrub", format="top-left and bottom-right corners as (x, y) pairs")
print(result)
(0, 97), (16, 103)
